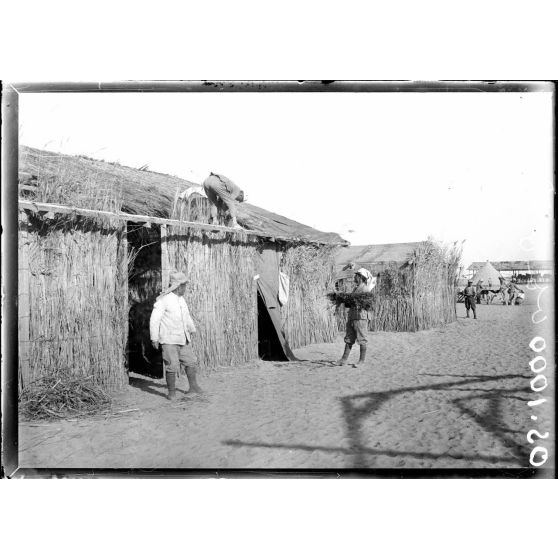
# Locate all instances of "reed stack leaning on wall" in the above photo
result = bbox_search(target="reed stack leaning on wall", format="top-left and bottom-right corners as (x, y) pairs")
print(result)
(280, 244), (339, 348)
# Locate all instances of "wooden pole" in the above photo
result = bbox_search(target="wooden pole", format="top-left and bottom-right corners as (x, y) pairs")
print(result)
(17, 199), (347, 247)
(159, 224), (170, 383)
(160, 224), (170, 290)
(18, 212), (31, 389)
(118, 224), (129, 381)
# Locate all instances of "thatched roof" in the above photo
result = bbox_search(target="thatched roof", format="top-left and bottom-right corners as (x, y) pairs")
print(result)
(471, 261), (504, 285)
(468, 260), (553, 272)
(19, 146), (346, 245)
(335, 242), (425, 268)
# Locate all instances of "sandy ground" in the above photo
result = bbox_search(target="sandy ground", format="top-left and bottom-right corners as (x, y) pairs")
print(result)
(18, 286), (555, 471)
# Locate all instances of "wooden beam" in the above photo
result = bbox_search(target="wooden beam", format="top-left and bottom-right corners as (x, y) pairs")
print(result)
(118, 225), (129, 376)
(18, 199), (347, 247)
(160, 224), (170, 290)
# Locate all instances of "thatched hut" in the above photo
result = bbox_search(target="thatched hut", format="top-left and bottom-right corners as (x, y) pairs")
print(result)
(470, 261), (505, 288)
(18, 146), (346, 391)
(334, 241), (461, 332)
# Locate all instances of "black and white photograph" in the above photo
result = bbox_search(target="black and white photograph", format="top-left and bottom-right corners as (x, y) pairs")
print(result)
(2, 81), (555, 477)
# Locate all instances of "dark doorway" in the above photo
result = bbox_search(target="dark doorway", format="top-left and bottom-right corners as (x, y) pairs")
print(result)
(257, 289), (288, 361)
(127, 223), (164, 378)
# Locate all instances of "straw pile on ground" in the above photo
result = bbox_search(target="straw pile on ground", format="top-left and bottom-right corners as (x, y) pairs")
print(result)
(19, 370), (111, 421)
(166, 225), (259, 368)
(334, 240), (461, 332)
(280, 244), (339, 348)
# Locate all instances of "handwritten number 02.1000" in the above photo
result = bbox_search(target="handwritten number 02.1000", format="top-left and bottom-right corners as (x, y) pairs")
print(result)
(527, 336), (549, 467)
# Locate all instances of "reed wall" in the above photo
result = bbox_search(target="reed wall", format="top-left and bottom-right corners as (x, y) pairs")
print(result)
(165, 226), (259, 368)
(280, 245), (338, 348)
(18, 213), (128, 391)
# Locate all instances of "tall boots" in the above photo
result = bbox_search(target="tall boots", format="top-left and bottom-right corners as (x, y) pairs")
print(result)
(336, 343), (368, 367)
(185, 366), (203, 394)
(166, 370), (177, 400)
(167, 367), (203, 400)
(336, 343), (352, 365)
(354, 345), (367, 367)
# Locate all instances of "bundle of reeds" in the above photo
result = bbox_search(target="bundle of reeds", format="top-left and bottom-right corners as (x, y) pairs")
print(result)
(165, 224), (259, 368)
(19, 213), (129, 392)
(171, 191), (227, 226)
(280, 244), (338, 348)
(327, 291), (375, 310)
(19, 370), (111, 420)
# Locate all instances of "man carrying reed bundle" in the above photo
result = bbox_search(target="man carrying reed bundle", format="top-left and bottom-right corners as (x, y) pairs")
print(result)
(202, 172), (245, 229)
(150, 271), (203, 400)
(463, 280), (477, 319)
(336, 268), (375, 367)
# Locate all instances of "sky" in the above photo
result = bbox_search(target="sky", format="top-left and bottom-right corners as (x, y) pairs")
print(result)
(18, 90), (554, 268)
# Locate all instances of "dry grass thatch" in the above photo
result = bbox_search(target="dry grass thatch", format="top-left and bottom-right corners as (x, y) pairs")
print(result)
(165, 225), (259, 368)
(334, 240), (462, 332)
(20, 146), (189, 218)
(18, 213), (129, 392)
(280, 244), (339, 348)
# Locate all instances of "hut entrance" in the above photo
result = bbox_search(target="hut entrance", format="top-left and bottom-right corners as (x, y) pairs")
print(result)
(256, 243), (297, 361)
(257, 288), (288, 360)
(127, 222), (164, 378)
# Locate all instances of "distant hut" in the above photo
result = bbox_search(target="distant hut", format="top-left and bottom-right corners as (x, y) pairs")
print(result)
(470, 261), (505, 290)
(334, 241), (461, 332)
(18, 146), (346, 392)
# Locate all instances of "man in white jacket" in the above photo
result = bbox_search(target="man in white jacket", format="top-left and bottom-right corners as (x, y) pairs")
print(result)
(149, 271), (202, 400)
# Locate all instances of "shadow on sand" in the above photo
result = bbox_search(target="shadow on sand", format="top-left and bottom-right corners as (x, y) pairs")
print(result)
(129, 375), (191, 399)
(223, 373), (533, 468)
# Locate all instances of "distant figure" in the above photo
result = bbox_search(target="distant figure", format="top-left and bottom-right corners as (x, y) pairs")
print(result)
(336, 268), (375, 367)
(486, 290), (496, 305)
(476, 279), (484, 304)
(202, 172), (245, 229)
(463, 280), (477, 319)
(508, 282), (517, 306)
